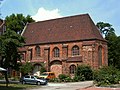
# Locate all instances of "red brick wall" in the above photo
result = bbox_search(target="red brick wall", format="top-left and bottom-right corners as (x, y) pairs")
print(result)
(21, 40), (108, 76)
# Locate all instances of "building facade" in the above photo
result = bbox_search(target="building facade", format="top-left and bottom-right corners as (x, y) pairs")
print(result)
(20, 14), (108, 77)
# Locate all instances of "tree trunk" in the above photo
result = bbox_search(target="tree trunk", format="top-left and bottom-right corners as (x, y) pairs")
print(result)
(4, 71), (9, 87)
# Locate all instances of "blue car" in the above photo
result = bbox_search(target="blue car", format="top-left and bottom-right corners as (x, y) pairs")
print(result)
(20, 75), (47, 85)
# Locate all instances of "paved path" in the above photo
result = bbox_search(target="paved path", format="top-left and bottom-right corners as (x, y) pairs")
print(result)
(27, 81), (93, 90)
(80, 87), (120, 90)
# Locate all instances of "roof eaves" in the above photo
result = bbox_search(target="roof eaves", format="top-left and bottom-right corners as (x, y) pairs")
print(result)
(24, 38), (106, 46)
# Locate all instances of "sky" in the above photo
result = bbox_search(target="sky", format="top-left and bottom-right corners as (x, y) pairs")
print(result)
(0, 0), (120, 36)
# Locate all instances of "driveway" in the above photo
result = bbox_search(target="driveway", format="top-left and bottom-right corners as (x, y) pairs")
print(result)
(27, 81), (93, 90)
(81, 87), (120, 90)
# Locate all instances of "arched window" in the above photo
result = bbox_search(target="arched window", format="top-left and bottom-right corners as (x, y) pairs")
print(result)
(35, 46), (40, 57)
(72, 45), (79, 56)
(98, 46), (102, 66)
(69, 65), (76, 74)
(53, 47), (60, 57)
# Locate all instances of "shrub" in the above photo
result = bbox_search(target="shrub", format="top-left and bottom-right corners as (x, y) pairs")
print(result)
(49, 78), (60, 82)
(93, 66), (120, 86)
(58, 74), (73, 82)
(10, 76), (20, 81)
(40, 67), (46, 74)
(64, 76), (72, 82)
(0, 73), (4, 80)
(73, 75), (85, 82)
(20, 62), (33, 76)
(58, 74), (68, 81)
(75, 65), (93, 81)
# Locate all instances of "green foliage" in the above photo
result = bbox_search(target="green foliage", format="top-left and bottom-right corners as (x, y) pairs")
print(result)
(73, 74), (85, 81)
(58, 74), (68, 81)
(40, 67), (47, 74)
(10, 76), (20, 81)
(105, 29), (120, 69)
(20, 62), (33, 76)
(64, 76), (72, 82)
(58, 74), (72, 82)
(0, 83), (38, 90)
(5, 14), (35, 34)
(0, 30), (25, 70)
(93, 66), (120, 86)
(97, 21), (120, 70)
(75, 65), (93, 80)
(0, 74), (4, 80)
(96, 22), (114, 37)
(49, 78), (60, 82)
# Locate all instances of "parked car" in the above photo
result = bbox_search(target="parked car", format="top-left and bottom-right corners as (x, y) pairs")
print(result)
(39, 72), (55, 80)
(20, 75), (47, 85)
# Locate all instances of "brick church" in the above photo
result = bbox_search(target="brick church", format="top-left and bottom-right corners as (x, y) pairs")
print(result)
(20, 14), (108, 77)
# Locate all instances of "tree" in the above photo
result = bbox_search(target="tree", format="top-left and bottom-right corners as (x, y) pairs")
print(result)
(96, 22), (115, 37)
(115, 36), (120, 69)
(0, 29), (25, 70)
(96, 22), (120, 68)
(5, 14), (35, 34)
(0, 29), (25, 86)
(105, 30), (118, 67)
(20, 62), (33, 76)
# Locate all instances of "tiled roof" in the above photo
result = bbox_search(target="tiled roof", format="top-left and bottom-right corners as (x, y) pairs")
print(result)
(22, 14), (105, 45)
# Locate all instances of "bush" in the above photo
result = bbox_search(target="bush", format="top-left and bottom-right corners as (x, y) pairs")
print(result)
(75, 65), (93, 81)
(40, 67), (46, 74)
(93, 66), (120, 86)
(73, 74), (85, 82)
(49, 78), (60, 82)
(58, 74), (68, 81)
(0, 74), (4, 80)
(58, 74), (72, 82)
(10, 76), (20, 81)
(20, 62), (33, 76)
(64, 76), (72, 82)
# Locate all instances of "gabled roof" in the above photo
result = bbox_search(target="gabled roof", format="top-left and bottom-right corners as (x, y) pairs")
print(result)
(22, 14), (105, 45)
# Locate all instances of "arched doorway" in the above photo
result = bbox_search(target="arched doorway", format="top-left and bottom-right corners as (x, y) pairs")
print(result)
(50, 60), (62, 77)
(69, 64), (76, 78)
(33, 64), (41, 76)
(69, 64), (76, 74)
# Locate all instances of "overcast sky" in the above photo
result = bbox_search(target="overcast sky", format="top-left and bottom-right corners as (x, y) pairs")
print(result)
(1, 0), (120, 36)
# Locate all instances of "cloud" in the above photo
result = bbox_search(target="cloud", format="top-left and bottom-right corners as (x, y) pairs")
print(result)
(32, 7), (62, 21)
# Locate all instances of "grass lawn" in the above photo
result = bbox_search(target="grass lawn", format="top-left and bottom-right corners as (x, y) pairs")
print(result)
(0, 83), (40, 90)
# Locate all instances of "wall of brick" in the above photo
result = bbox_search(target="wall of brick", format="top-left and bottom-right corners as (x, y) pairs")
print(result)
(21, 40), (108, 76)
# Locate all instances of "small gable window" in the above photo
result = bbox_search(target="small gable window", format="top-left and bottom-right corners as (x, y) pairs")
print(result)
(35, 46), (40, 57)
(72, 45), (79, 56)
(53, 47), (60, 57)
